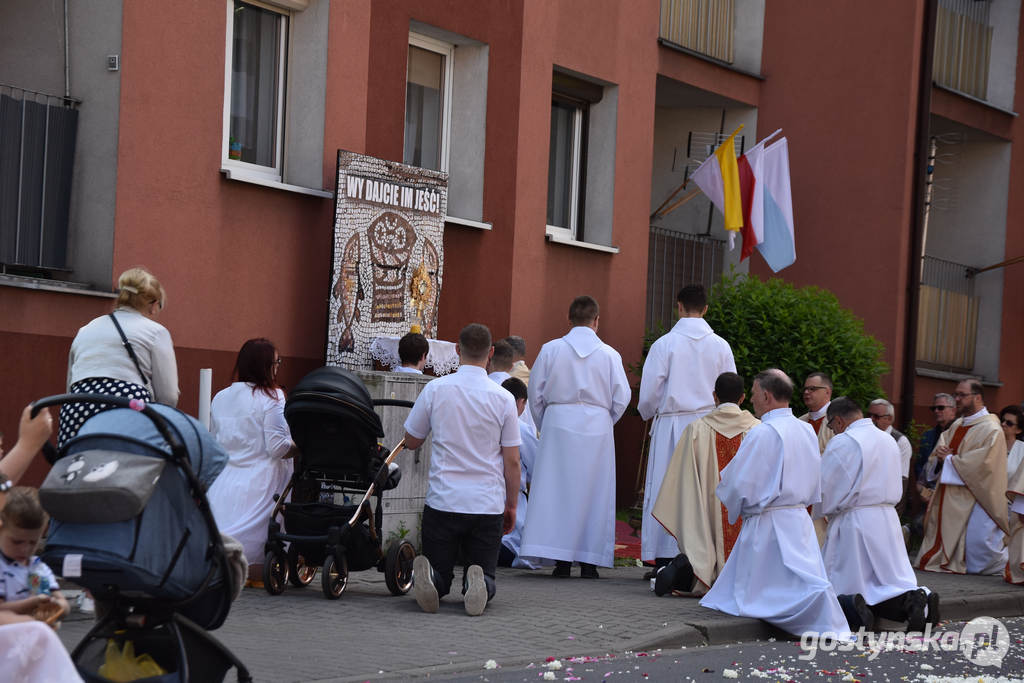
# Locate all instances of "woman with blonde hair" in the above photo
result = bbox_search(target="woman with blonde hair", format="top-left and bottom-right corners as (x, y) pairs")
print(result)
(59, 267), (179, 445)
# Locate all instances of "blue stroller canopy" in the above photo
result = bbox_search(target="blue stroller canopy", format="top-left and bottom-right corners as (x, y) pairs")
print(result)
(76, 404), (227, 487)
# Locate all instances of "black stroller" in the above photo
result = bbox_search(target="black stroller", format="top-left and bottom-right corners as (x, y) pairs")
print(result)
(32, 394), (250, 683)
(262, 366), (416, 600)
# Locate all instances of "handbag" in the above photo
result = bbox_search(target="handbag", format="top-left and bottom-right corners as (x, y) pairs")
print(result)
(40, 449), (166, 523)
(109, 312), (152, 390)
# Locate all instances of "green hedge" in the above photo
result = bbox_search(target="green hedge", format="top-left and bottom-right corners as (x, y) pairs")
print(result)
(639, 273), (889, 415)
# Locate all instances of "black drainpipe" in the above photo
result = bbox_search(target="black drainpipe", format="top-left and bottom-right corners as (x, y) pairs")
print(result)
(900, 0), (939, 427)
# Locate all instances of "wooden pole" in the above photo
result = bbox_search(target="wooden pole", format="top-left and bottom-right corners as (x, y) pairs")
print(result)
(968, 254), (1024, 277)
(650, 178), (690, 219)
(660, 187), (704, 217)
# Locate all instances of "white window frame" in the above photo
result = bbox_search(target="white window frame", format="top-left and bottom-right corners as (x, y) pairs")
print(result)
(545, 102), (584, 241)
(405, 32), (454, 174)
(221, 0), (289, 182)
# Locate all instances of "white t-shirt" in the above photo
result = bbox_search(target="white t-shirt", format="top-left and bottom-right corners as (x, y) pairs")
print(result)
(0, 554), (59, 601)
(404, 365), (521, 515)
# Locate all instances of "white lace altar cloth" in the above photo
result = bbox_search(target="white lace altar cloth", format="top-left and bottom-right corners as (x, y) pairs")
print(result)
(369, 336), (459, 375)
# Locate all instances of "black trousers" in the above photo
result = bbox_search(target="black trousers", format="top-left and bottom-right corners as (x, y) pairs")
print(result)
(421, 505), (502, 601)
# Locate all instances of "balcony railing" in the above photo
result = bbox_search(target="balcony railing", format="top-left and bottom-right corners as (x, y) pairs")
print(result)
(659, 0), (735, 64)
(916, 255), (978, 372)
(0, 84), (80, 272)
(934, 0), (992, 100)
(646, 227), (724, 330)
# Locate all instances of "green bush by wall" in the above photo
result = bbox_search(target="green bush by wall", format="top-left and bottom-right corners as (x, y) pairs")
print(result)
(639, 272), (889, 415)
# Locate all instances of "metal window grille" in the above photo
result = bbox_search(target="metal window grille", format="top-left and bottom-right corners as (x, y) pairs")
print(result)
(0, 84), (79, 271)
(916, 255), (979, 372)
(646, 227), (724, 330)
(659, 0), (735, 64)
(934, 0), (992, 100)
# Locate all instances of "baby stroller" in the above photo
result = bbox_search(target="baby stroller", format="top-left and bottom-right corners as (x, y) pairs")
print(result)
(262, 366), (415, 600)
(32, 394), (251, 683)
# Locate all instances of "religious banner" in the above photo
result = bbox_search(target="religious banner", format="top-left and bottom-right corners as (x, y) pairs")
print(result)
(326, 150), (447, 369)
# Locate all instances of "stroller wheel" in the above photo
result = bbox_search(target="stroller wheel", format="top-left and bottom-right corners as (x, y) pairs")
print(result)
(263, 551), (288, 595)
(322, 554), (348, 599)
(385, 540), (416, 595)
(288, 545), (317, 587)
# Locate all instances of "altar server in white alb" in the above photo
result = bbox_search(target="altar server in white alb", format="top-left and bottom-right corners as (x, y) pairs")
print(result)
(700, 369), (855, 636)
(814, 397), (939, 631)
(496, 377), (542, 569)
(487, 340), (515, 385)
(638, 284), (735, 566)
(520, 296), (631, 578)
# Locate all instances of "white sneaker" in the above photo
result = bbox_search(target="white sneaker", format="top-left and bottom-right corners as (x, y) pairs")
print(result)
(464, 565), (487, 616)
(413, 555), (439, 613)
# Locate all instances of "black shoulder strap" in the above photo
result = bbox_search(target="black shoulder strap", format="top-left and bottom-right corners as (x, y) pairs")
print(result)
(109, 312), (152, 388)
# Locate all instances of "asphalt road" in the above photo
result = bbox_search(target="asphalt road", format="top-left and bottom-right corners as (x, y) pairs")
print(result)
(435, 616), (1024, 683)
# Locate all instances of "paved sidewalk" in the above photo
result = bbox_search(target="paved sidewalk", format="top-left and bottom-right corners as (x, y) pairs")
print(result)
(57, 566), (1024, 682)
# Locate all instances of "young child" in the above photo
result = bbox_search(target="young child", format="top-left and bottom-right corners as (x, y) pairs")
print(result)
(0, 487), (69, 625)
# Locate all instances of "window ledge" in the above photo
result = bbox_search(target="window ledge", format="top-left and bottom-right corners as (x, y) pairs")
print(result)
(915, 365), (1003, 388)
(545, 231), (619, 254)
(0, 274), (117, 298)
(220, 168), (333, 198)
(445, 215), (492, 231)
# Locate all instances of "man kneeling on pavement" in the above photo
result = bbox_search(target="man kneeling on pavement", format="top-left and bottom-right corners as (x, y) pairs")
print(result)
(814, 397), (939, 630)
(656, 371), (939, 634)
(650, 371), (757, 596)
(403, 323), (521, 616)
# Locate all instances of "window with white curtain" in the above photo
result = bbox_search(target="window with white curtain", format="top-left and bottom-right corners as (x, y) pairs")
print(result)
(404, 34), (453, 173)
(224, 0), (288, 178)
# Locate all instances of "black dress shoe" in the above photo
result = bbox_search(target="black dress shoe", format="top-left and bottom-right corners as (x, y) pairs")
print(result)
(838, 593), (874, 631)
(654, 554), (695, 596)
(579, 563), (599, 579)
(552, 561), (571, 578)
(926, 591), (940, 628)
(905, 589), (928, 632)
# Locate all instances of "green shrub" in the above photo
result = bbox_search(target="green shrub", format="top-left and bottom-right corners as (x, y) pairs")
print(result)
(699, 272), (889, 414)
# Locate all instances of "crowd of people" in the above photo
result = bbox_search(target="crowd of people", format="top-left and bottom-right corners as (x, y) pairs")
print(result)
(1, 270), (1022, 659)
(400, 284), (1024, 636)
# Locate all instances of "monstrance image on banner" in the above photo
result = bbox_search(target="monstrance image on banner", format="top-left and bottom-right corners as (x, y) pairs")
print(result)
(327, 150), (447, 370)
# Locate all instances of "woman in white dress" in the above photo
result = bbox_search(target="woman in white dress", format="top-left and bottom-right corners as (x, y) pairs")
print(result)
(207, 339), (296, 580)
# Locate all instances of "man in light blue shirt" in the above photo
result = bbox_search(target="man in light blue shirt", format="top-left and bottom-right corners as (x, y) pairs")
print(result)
(395, 332), (428, 374)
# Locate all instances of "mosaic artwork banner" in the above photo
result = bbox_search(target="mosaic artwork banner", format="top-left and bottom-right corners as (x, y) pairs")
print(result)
(326, 150), (447, 369)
